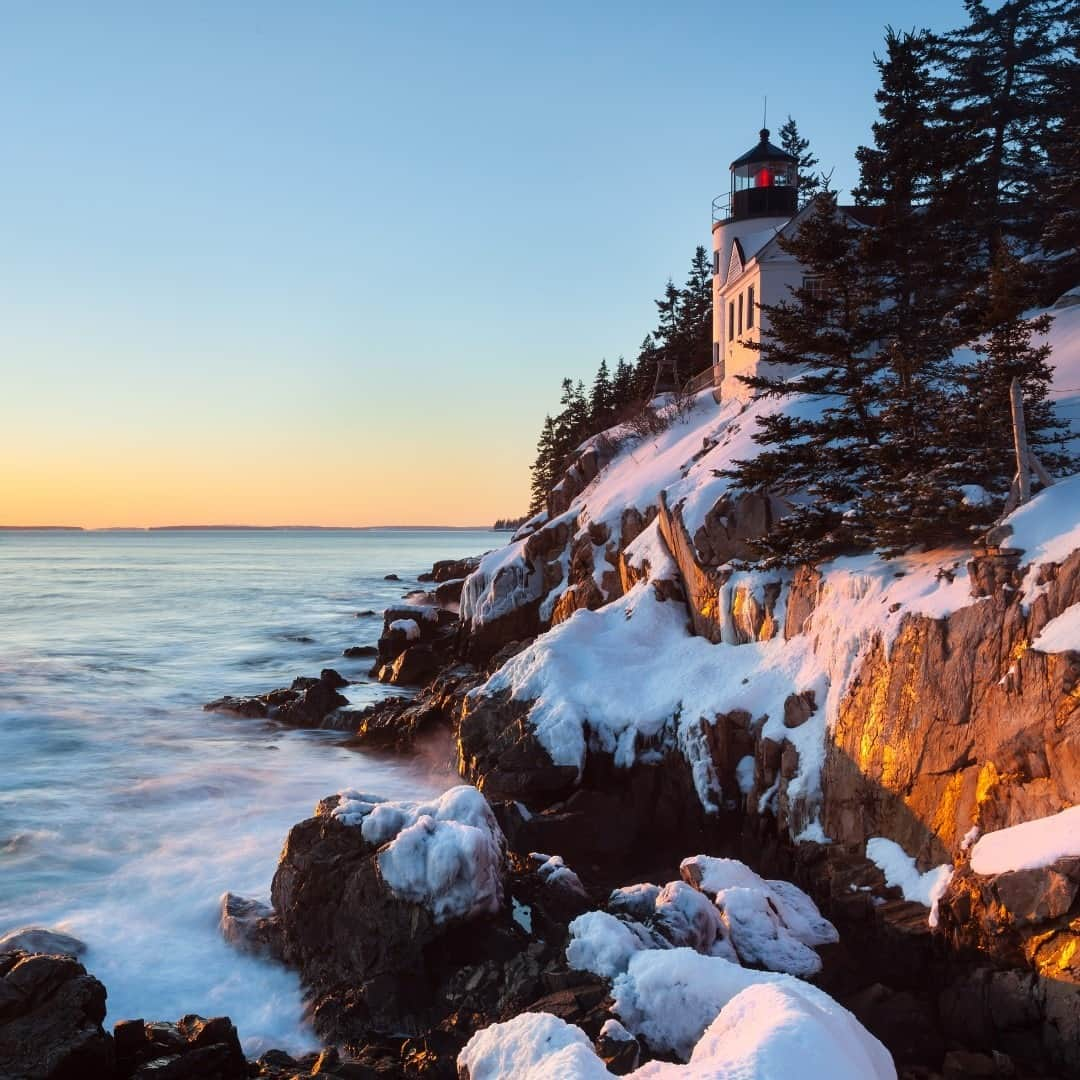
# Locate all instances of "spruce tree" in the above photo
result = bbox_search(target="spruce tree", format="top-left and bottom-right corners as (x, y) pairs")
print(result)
(932, 0), (1073, 290)
(679, 247), (714, 376)
(633, 334), (661, 399)
(851, 27), (977, 553)
(952, 251), (1074, 498)
(528, 415), (559, 515)
(611, 356), (635, 410)
(589, 359), (613, 423)
(778, 115), (822, 208)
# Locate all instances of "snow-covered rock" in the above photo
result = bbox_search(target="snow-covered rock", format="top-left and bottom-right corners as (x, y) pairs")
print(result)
(969, 806), (1080, 876)
(458, 1011), (611, 1080)
(332, 785), (505, 923)
(865, 838), (952, 927)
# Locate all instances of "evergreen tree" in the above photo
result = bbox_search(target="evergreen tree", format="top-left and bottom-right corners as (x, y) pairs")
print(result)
(1037, 28), (1080, 298)
(528, 415), (559, 515)
(679, 247), (714, 376)
(724, 193), (885, 562)
(851, 28), (977, 553)
(952, 250), (1074, 497)
(932, 0), (1073, 282)
(611, 356), (635, 410)
(632, 334), (661, 399)
(778, 115), (823, 207)
(589, 358), (613, 423)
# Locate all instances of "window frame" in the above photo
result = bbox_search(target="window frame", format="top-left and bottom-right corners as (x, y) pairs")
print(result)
(747, 285), (755, 328)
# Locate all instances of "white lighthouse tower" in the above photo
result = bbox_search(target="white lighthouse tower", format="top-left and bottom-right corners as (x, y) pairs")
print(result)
(711, 129), (800, 399)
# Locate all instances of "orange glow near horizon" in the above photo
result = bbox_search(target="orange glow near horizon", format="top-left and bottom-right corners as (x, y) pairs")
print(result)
(2, 437), (531, 530)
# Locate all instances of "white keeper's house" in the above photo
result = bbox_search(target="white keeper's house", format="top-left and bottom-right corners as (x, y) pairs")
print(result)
(711, 127), (876, 401)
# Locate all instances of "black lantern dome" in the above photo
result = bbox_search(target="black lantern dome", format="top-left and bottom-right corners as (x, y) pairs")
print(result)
(728, 128), (798, 221)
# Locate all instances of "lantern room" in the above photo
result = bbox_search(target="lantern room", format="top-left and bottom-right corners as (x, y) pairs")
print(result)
(728, 128), (798, 220)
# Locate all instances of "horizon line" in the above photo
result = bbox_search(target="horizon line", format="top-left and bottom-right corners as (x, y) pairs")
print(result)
(0, 523), (510, 533)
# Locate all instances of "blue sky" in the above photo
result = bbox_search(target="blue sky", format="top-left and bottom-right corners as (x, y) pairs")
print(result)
(0, 1), (966, 526)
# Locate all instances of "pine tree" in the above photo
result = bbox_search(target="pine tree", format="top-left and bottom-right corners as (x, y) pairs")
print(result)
(611, 356), (635, 410)
(589, 358), (613, 423)
(778, 115), (822, 208)
(528, 415), (559, 515)
(932, 0), (1073, 285)
(850, 27), (978, 553)
(679, 247), (714, 377)
(723, 193), (886, 563)
(1037, 28), (1080, 299)
(632, 334), (661, 399)
(952, 251), (1074, 498)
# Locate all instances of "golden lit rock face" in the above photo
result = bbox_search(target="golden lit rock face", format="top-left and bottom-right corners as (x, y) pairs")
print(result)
(822, 546), (1080, 867)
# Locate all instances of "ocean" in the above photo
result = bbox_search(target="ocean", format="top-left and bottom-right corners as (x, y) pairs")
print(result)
(0, 527), (493, 1053)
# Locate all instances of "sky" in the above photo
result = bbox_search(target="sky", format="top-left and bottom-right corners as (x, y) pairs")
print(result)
(0, 0), (966, 528)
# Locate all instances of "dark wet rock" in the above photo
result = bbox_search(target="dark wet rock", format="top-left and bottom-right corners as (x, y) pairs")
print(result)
(595, 1023), (640, 1075)
(343, 645), (378, 659)
(355, 610), (376, 618)
(378, 644), (440, 687)
(0, 951), (113, 1079)
(844, 983), (944, 1068)
(419, 557), (481, 584)
(383, 574), (400, 581)
(115, 1013), (246, 1079)
(205, 671), (348, 729)
(0, 929), (86, 958)
(433, 578), (465, 606)
(218, 894), (283, 961)
(457, 690), (578, 804)
(345, 667), (481, 752)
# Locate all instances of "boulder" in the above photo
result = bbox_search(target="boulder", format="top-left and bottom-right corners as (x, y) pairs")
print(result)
(0, 929), (86, 958)
(203, 670), (348, 729)
(218, 893), (282, 961)
(378, 644), (440, 687)
(342, 645), (378, 659)
(269, 786), (510, 1043)
(0, 951), (113, 1079)
(114, 1013), (245, 1079)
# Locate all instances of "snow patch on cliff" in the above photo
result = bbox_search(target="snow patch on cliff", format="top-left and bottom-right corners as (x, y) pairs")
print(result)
(865, 838), (953, 926)
(970, 805), (1080, 875)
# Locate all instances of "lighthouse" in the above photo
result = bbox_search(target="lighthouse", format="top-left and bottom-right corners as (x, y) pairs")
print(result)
(711, 129), (800, 400)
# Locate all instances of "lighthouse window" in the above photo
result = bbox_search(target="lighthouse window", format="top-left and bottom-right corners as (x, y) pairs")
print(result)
(712, 342), (720, 367)
(713, 250), (719, 275)
(747, 286), (755, 328)
(728, 301), (734, 341)
(738, 293), (744, 335)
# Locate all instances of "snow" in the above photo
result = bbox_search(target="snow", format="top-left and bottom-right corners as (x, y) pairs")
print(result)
(622, 519), (678, 582)
(458, 1011), (611, 1080)
(331, 786), (505, 924)
(610, 947), (891, 1071)
(531, 851), (586, 895)
(632, 982), (896, 1080)
(1004, 475), (1080, 604)
(388, 618), (421, 641)
(681, 856), (837, 976)
(566, 910), (667, 978)
(1032, 603), (1080, 653)
(458, 981), (894, 1080)
(865, 838), (952, 926)
(969, 805), (1080, 876)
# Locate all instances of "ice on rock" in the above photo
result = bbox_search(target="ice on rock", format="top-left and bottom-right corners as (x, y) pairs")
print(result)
(611, 947), (891, 1068)
(631, 981), (897, 1079)
(653, 881), (737, 961)
(680, 855), (837, 974)
(531, 851), (587, 895)
(388, 618), (421, 641)
(331, 785), (505, 924)
(608, 883), (662, 921)
(566, 910), (669, 978)
(458, 1011), (612, 1080)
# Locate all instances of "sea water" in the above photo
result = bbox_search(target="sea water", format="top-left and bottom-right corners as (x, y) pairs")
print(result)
(0, 528), (494, 1054)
